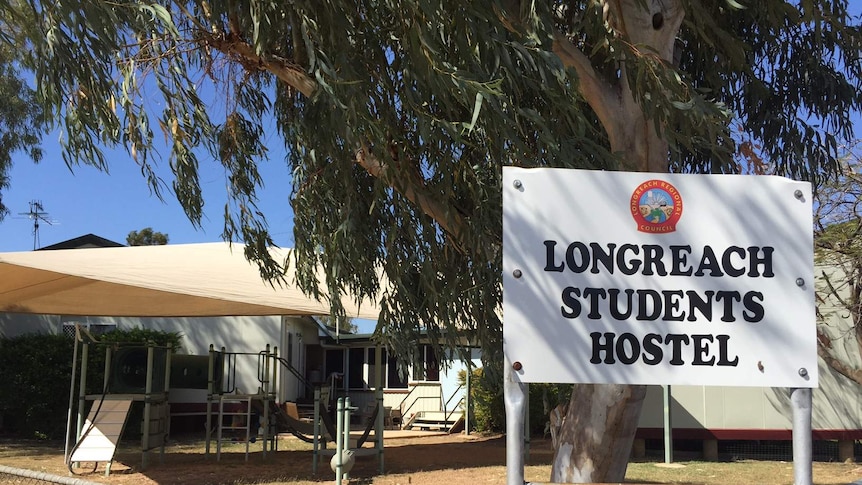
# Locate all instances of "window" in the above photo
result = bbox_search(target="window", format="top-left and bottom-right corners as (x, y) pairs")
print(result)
(367, 348), (381, 388)
(425, 345), (440, 381)
(323, 345), (438, 390)
(324, 348), (344, 382)
(348, 348), (366, 389)
(62, 322), (116, 338)
(386, 352), (408, 389)
(410, 345), (439, 382)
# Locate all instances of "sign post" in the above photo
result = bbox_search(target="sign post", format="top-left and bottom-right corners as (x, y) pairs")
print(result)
(504, 362), (527, 485)
(502, 168), (817, 484)
(791, 387), (813, 485)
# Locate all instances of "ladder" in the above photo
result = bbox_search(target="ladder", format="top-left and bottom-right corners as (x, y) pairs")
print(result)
(216, 395), (255, 461)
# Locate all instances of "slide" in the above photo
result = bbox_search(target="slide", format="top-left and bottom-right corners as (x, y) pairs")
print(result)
(70, 399), (132, 464)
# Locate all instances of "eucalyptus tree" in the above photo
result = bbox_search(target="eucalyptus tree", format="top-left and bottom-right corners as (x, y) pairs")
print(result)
(0, 19), (43, 219)
(126, 227), (169, 246)
(3, 0), (860, 482)
(815, 143), (862, 385)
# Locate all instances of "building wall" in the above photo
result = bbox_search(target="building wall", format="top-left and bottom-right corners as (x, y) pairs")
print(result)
(638, 356), (862, 435)
(0, 312), (315, 403)
(280, 316), (312, 402)
(0, 313), (61, 337)
(639, 262), (862, 436)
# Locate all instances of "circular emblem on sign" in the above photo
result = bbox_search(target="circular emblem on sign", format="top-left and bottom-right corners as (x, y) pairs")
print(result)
(629, 180), (683, 233)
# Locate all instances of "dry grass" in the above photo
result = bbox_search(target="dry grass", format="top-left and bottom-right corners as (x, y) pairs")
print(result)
(0, 434), (860, 485)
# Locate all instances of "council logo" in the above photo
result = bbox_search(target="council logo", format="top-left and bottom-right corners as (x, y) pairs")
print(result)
(629, 179), (683, 233)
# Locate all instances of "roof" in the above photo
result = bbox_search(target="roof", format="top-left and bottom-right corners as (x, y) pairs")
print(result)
(0, 242), (380, 318)
(38, 233), (125, 250)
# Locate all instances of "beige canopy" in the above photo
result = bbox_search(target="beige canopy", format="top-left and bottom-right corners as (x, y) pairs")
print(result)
(0, 242), (380, 318)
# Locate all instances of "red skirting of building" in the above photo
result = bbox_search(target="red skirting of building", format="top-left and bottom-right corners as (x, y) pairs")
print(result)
(636, 427), (862, 441)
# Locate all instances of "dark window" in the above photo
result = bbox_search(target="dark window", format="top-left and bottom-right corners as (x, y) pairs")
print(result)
(425, 345), (440, 382)
(387, 354), (408, 388)
(367, 347), (382, 388)
(411, 345), (440, 382)
(348, 347), (366, 389)
(325, 349), (344, 381)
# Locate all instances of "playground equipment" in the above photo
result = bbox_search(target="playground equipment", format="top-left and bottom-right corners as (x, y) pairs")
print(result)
(311, 351), (386, 479)
(201, 343), (385, 478)
(330, 397), (357, 483)
(203, 344), (384, 474)
(63, 328), (386, 478)
(64, 327), (171, 475)
(204, 345), (279, 461)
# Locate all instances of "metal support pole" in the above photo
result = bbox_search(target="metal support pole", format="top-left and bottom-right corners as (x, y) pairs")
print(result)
(205, 345), (215, 457)
(524, 382), (531, 460)
(101, 345), (111, 397)
(335, 397), (344, 484)
(465, 359), (471, 436)
(72, 343), (91, 470)
(343, 397), (352, 481)
(142, 346), (154, 471)
(343, 348), (350, 392)
(791, 387), (813, 485)
(375, 345), (385, 473)
(64, 329), (80, 464)
(312, 387), (320, 475)
(76, 344), (90, 441)
(504, 363), (527, 485)
(267, 346), (278, 455)
(663, 385), (673, 464)
(262, 345), (271, 457)
(162, 345), (172, 463)
(271, 346), (279, 402)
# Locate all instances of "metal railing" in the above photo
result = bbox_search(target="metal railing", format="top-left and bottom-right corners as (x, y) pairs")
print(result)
(443, 384), (465, 423)
(396, 382), (467, 429)
(398, 383), (443, 422)
(273, 355), (313, 393)
(443, 384), (463, 411)
(401, 395), (440, 422)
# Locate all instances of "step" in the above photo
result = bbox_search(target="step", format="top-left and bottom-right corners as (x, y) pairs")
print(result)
(407, 411), (464, 431)
(413, 411), (461, 422)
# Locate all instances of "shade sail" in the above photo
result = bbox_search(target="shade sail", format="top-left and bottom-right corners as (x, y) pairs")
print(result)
(0, 242), (380, 318)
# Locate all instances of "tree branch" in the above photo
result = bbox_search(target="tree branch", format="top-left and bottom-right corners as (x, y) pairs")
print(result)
(551, 32), (620, 137)
(204, 34), (471, 249)
(818, 328), (862, 386)
(354, 144), (469, 251)
(204, 33), (317, 97)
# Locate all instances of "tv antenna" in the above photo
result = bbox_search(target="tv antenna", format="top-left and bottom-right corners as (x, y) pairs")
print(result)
(18, 200), (56, 250)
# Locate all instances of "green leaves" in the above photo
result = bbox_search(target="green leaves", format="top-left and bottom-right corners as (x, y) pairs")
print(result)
(126, 227), (169, 246)
(3, 0), (861, 370)
(0, 39), (44, 220)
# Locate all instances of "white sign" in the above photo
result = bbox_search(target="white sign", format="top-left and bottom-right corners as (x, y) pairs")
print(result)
(503, 168), (817, 388)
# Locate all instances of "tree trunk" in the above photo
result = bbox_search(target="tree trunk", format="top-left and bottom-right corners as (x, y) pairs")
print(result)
(548, 1), (682, 481)
(551, 384), (647, 482)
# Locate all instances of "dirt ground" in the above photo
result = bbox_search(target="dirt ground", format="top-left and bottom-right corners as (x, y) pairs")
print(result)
(0, 432), (520, 485)
(2, 433), (862, 485)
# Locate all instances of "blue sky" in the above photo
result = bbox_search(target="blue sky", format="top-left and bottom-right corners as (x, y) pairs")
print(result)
(1, 129), (297, 252)
(1, 1), (861, 252)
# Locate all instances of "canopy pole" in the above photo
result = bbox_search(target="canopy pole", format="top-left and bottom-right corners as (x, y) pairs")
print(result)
(63, 325), (81, 464)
